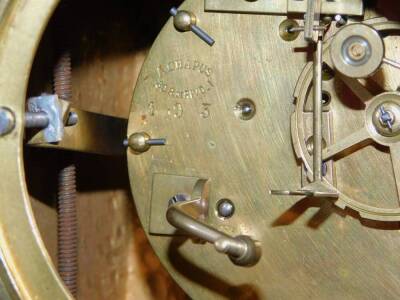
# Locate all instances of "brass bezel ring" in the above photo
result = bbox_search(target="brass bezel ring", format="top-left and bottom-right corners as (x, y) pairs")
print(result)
(0, 0), (73, 299)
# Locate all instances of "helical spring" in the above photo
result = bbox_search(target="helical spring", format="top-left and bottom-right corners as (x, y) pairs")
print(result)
(54, 49), (78, 297)
(57, 164), (78, 297)
(54, 52), (72, 101)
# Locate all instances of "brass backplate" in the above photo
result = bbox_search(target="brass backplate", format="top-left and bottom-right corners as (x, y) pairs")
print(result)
(128, 0), (400, 299)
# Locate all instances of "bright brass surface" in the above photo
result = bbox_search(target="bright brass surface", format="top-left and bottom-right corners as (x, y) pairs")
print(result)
(128, 0), (400, 299)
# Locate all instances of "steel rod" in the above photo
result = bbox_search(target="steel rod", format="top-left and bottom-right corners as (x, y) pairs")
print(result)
(313, 38), (323, 182)
(25, 112), (49, 129)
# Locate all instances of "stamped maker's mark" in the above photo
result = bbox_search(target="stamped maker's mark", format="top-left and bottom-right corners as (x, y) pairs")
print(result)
(154, 59), (214, 99)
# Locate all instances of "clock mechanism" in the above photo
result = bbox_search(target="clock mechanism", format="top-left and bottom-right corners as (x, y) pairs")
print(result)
(1, 0), (400, 299)
(127, 1), (400, 299)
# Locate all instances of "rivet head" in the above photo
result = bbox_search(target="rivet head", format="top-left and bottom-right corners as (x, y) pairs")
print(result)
(0, 107), (15, 136)
(217, 199), (235, 219)
(234, 99), (256, 121)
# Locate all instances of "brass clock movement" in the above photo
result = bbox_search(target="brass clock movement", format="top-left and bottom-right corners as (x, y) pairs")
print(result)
(0, 0), (400, 299)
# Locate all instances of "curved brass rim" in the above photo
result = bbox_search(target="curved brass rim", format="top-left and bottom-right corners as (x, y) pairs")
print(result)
(0, 0), (72, 298)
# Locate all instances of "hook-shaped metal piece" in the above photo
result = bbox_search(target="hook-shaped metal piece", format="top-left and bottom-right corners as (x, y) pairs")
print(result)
(166, 179), (261, 267)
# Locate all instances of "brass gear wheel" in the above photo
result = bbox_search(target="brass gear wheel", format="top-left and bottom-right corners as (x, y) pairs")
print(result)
(292, 18), (400, 221)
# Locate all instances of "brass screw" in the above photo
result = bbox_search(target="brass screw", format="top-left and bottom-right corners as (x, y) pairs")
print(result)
(170, 7), (215, 46)
(127, 132), (166, 153)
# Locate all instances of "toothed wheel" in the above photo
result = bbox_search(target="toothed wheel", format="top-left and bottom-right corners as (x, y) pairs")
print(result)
(292, 19), (400, 221)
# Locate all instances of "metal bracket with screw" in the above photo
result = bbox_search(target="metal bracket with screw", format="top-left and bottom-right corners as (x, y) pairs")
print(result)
(27, 94), (64, 143)
(26, 94), (78, 143)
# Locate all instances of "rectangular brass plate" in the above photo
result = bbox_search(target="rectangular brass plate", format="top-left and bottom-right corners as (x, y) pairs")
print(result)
(149, 173), (201, 235)
(205, 0), (363, 16)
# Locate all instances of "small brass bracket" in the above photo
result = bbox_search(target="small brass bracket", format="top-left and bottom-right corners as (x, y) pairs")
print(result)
(205, 0), (363, 16)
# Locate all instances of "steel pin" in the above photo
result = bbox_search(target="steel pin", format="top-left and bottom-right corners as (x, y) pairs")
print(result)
(146, 138), (166, 146)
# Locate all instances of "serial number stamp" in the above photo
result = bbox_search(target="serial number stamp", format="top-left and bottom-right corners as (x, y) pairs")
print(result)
(154, 59), (214, 99)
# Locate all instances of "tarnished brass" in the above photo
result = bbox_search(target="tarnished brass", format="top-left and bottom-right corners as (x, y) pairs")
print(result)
(279, 19), (301, 42)
(166, 179), (261, 267)
(149, 174), (204, 235)
(27, 107), (127, 156)
(205, 0), (364, 16)
(0, 0), (184, 299)
(292, 19), (400, 221)
(127, 132), (166, 154)
(330, 23), (385, 78)
(271, 31), (339, 199)
(128, 1), (400, 299)
(2, 0), (400, 299)
(172, 9), (197, 32)
(0, 0), (72, 298)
